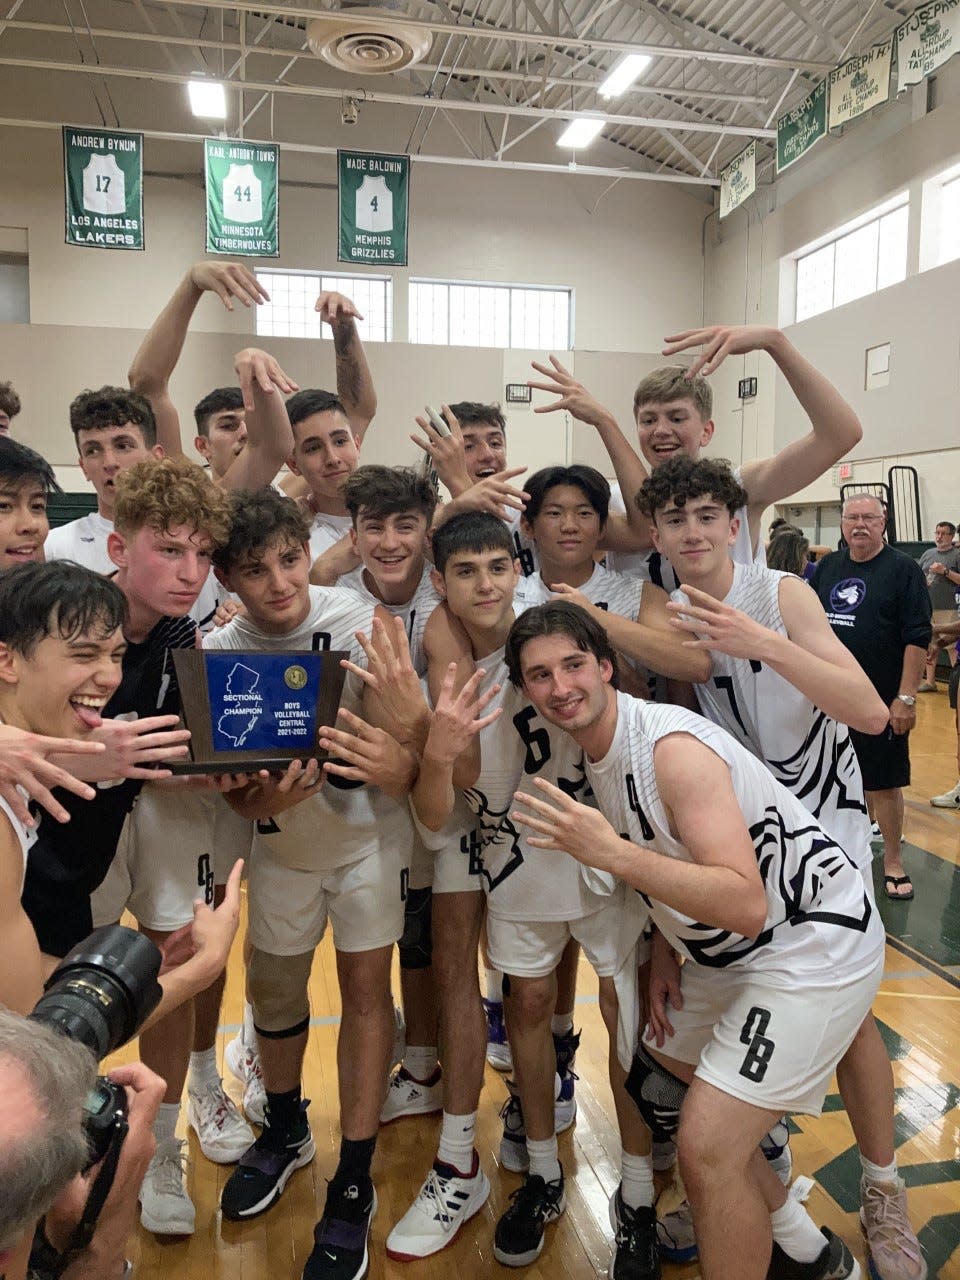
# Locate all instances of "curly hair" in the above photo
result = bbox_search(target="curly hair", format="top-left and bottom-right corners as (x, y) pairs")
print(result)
(637, 456), (747, 520)
(113, 456), (232, 546)
(0, 381), (21, 421)
(633, 365), (712, 422)
(447, 401), (506, 432)
(213, 487), (311, 573)
(69, 386), (157, 447)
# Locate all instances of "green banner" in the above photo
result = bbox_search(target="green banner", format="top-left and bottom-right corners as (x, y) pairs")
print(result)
(776, 80), (828, 173)
(338, 150), (409, 266)
(828, 39), (893, 128)
(63, 126), (144, 250)
(719, 141), (756, 219)
(896, 0), (960, 91)
(204, 139), (279, 257)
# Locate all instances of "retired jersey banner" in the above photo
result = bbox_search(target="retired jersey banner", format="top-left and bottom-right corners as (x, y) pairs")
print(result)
(338, 150), (409, 266)
(829, 39), (893, 128)
(63, 126), (144, 250)
(204, 139), (279, 257)
(776, 80), (827, 173)
(719, 141), (756, 219)
(896, 0), (960, 90)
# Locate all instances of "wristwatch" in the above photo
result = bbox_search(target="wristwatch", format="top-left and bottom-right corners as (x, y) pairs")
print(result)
(896, 694), (916, 706)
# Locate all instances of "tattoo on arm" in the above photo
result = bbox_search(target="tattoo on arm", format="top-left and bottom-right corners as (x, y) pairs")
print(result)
(333, 322), (362, 408)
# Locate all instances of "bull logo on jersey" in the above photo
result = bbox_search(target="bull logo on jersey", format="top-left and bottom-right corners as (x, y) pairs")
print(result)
(829, 578), (866, 613)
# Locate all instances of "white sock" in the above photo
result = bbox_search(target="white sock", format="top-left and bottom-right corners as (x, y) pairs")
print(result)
(189, 1047), (220, 1092)
(403, 1045), (439, 1081)
(242, 1001), (256, 1047)
(437, 1110), (477, 1176)
(551, 1013), (574, 1037)
(619, 1151), (655, 1209)
(861, 1154), (898, 1184)
(484, 968), (503, 1004)
(154, 1101), (180, 1144)
(527, 1135), (562, 1184)
(770, 1198), (825, 1264)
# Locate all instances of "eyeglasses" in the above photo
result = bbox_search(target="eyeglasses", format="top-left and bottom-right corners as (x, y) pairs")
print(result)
(841, 513), (884, 524)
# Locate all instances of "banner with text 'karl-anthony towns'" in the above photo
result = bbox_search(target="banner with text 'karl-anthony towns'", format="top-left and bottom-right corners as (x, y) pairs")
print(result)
(63, 126), (144, 250)
(338, 150), (409, 266)
(204, 139), (279, 257)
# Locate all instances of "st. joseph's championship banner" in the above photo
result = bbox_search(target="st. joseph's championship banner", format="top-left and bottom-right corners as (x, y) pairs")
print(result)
(828, 39), (893, 128)
(338, 150), (409, 266)
(204, 139), (279, 257)
(63, 126), (144, 250)
(776, 80), (828, 173)
(896, 1), (960, 91)
(719, 141), (756, 219)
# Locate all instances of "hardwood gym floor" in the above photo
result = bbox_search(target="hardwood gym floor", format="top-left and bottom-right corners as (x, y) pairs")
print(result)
(113, 689), (960, 1279)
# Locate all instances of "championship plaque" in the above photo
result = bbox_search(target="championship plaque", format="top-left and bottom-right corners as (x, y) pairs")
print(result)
(170, 649), (348, 774)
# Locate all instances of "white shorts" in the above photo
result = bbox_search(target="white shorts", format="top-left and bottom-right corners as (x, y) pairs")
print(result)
(247, 843), (406, 956)
(90, 787), (253, 932)
(648, 955), (884, 1116)
(408, 796), (483, 897)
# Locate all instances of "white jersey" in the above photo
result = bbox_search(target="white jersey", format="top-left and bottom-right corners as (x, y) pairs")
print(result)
(356, 176), (393, 232)
(515, 562), (643, 619)
(222, 164), (263, 224)
(44, 511), (226, 631)
(0, 790), (37, 890)
(504, 511), (538, 579)
(587, 693), (882, 981)
(204, 586), (412, 873)
(467, 642), (599, 921)
(340, 562), (440, 676)
(82, 154), (125, 214)
(308, 510), (354, 565)
(606, 478), (763, 586)
(675, 562), (871, 867)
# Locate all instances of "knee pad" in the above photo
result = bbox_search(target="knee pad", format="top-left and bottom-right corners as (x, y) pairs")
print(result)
(248, 947), (312, 1035)
(624, 1041), (688, 1142)
(399, 885), (433, 970)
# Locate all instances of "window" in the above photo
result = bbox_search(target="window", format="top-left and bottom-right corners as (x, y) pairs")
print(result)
(937, 174), (960, 266)
(795, 196), (908, 323)
(255, 271), (392, 341)
(409, 280), (572, 349)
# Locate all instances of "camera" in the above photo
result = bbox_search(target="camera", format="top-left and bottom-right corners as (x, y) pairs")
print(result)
(28, 926), (163, 1262)
(341, 96), (359, 126)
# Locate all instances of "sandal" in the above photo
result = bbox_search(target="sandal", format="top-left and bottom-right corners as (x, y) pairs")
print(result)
(884, 874), (914, 901)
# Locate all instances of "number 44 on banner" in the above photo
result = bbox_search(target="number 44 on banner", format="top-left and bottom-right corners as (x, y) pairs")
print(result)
(204, 138), (279, 258)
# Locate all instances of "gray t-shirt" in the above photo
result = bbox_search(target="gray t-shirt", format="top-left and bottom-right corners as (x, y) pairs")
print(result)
(918, 545), (960, 612)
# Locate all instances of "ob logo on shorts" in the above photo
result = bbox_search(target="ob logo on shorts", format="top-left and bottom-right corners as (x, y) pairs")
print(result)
(829, 577), (866, 614)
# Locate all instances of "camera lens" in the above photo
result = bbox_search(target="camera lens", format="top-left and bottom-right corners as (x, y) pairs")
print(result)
(31, 925), (163, 1059)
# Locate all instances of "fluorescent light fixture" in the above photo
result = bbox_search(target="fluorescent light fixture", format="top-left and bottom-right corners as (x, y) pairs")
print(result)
(188, 79), (227, 119)
(598, 53), (652, 98)
(557, 116), (606, 149)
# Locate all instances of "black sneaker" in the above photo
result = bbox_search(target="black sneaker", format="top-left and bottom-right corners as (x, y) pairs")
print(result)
(303, 1180), (378, 1280)
(608, 1186), (661, 1280)
(768, 1228), (861, 1280)
(220, 1103), (315, 1220)
(493, 1169), (566, 1267)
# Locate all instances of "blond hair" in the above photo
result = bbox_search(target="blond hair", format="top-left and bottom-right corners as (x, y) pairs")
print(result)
(633, 365), (712, 421)
(114, 456), (231, 547)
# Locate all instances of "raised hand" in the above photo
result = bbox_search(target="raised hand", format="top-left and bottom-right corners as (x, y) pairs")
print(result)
(234, 347), (300, 412)
(666, 585), (774, 660)
(529, 355), (616, 430)
(661, 325), (781, 378)
(319, 708), (418, 799)
(316, 291), (363, 325)
(411, 402), (471, 492)
(82, 714), (192, 781)
(0, 724), (105, 824)
(343, 614), (428, 734)
(512, 778), (621, 868)
(189, 261), (269, 310)
(424, 662), (503, 761)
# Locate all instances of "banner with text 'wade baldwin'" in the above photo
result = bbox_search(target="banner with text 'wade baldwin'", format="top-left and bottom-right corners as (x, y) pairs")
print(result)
(204, 139), (279, 257)
(338, 150), (409, 267)
(828, 39), (893, 129)
(896, 0), (960, 91)
(719, 141), (756, 219)
(63, 126), (144, 250)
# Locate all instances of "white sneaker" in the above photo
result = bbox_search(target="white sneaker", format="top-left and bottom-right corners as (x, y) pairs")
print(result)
(386, 1157), (490, 1260)
(859, 1175), (928, 1280)
(139, 1137), (195, 1235)
(225, 1034), (266, 1125)
(380, 1065), (443, 1124)
(187, 1080), (256, 1163)
(931, 781), (960, 809)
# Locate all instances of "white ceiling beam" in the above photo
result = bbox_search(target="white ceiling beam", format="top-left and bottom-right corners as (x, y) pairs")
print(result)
(0, 54), (776, 136)
(0, 113), (718, 184)
(774, 0), (844, 58)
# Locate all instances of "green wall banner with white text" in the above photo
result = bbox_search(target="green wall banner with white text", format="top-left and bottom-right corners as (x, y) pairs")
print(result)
(205, 139), (279, 257)
(63, 126), (144, 250)
(776, 80), (827, 173)
(338, 150), (409, 267)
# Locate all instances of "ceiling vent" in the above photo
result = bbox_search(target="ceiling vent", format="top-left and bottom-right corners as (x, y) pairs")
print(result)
(306, 6), (432, 75)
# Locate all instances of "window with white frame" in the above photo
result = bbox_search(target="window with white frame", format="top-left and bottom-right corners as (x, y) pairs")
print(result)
(795, 196), (908, 323)
(937, 173), (960, 266)
(409, 280), (572, 349)
(255, 271), (392, 342)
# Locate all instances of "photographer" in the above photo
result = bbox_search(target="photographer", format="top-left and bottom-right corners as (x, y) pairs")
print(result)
(0, 1011), (163, 1280)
